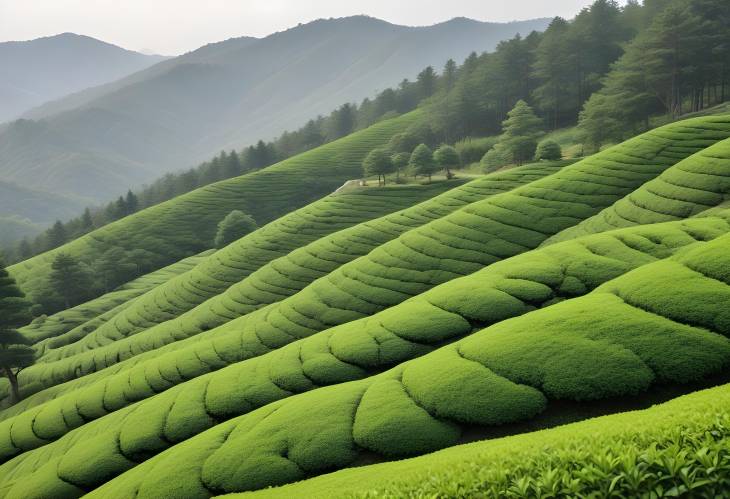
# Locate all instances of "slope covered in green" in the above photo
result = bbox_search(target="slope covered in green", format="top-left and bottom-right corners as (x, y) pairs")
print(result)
(0, 163), (559, 417)
(0, 214), (725, 492)
(245, 382), (730, 498)
(8, 111), (422, 302)
(64, 230), (730, 498)
(22, 251), (213, 349)
(3, 114), (730, 498)
(11, 179), (461, 401)
(546, 134), (730, 243)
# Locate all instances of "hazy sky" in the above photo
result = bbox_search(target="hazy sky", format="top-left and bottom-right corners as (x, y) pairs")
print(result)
(0, 0), (621, 55)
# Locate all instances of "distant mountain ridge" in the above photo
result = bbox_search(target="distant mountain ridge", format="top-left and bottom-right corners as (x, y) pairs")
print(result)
(0, 15), (550, 210)
(0, 33), (167, 123)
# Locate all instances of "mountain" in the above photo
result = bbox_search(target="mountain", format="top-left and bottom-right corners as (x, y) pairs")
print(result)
(0, 16), (550, 206)
(0, 180), (88, 250)
(0, 33), (166, 123)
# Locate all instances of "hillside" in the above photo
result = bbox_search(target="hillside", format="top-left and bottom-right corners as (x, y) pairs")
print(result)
(0, 16), (549, 205)
(244, 381), (730, 498)
(0, 33), (165, 123)
(0, 111), (729, 498)
(8, 111), (423, 305)
(2, 0), (730, 495)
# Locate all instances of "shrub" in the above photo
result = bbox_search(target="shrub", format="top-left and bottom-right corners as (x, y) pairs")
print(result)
(214, 211), (258, 249)
(481, 143), (512, 173)
(535, 140), (562, 160)
(454, 136), (498, 164)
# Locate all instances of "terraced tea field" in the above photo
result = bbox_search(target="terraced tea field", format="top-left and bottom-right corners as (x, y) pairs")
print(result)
(8, 111), (425, 302)
(2, 113), (730, 498)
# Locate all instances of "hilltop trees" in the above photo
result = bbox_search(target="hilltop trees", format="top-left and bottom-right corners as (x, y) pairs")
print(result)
(0, 259), (34, 403)
(363, 148), (394, 185)
(409, 144), (438, 182)
(214, 211), (258, 249)
(579, 0), (730, 146)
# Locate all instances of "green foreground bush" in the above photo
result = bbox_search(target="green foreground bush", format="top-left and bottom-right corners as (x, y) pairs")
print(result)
(244, 382), (730, 498)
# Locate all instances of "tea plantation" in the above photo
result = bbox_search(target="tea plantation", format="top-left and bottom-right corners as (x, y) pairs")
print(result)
(2, 113), (730, 498)
(247, 382), (730, 498)
(8, 111), (424, 302)
(13, 115), (729, 405)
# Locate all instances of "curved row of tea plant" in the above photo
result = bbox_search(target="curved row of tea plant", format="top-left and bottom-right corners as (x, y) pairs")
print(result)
(547, 132), (730, 244)
(25, 251), (212, 353)
(63, 231), (730, 498)
(11, 182), (457, 399)
(13, 116), (726, 402)
(0, 215), (726, 492)
(36, 181), (460, 364)
(8, 111), (424, 302)
(246, 382), (730, 498)
(0, 165), (559, 418)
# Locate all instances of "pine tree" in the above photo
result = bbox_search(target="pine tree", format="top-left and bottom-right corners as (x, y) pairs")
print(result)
(409, 144), (437, 182)
(48, 253), (93, 309)
(532, 17), (575, 129)
(224, 150), (242, 178)
(16, 239), (32, 261)
(417, 66), (437, 99)
(501, 100), (543, 165)
(81, 208), (94, 231)
(327, 103), (357, 141)
(45, 220), (67, 250)
(441, 59), (458, 92)
(125, 190), (139, 214)
(114, 196), (127, 218)
(0, 258), (34, 403)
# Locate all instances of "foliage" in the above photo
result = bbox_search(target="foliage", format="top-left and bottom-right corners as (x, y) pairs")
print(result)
(2, 114), (727, 494)
(362, 148), (394, 185)
(0, 259), (33, 403)
(454, 136), (498, 165)
(409, 144), (437, 181)
(481, 143), (512, 173)
(60, 233), (730, 498)
(547, 132), (730, 244)
(46, 253), (94, 310)
(535, 139), (563, 160)
(579, 0), (730, 147)
(500, 100), (544, 165)
(434, 145), (461, 178)
(214, 211), (258, 249)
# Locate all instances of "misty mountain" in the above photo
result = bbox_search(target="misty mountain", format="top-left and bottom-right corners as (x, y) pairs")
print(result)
(0, 16), (549, 208)
(0, 33), (166, 123)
